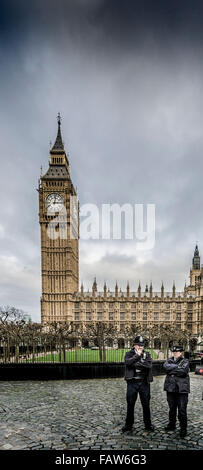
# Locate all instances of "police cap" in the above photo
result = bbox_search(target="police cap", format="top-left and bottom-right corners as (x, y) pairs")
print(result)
(171, 345), (184, 352)
(134, 335), (145, 346)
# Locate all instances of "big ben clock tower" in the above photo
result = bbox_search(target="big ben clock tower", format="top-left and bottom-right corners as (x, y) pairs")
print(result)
(38, 114), (79, 324)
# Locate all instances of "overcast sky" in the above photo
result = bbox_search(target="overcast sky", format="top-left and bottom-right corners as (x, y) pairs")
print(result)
(1, 0), (203, 321)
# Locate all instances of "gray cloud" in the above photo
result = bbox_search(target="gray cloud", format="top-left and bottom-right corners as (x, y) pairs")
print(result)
(0, 1), (203, 321)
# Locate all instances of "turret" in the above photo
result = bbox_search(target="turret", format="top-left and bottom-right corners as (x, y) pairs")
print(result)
(127, 281), (130, 297)
(184, 281), (187, 298)
(192, 244), (200, 270)
(172, 281), (176, 298)
(150, 282), (153, 298)
(104, 281), (107, 297)
(92, 277), (97, 296)
(161, 281), (164, 299)
(49, 113), (70, 172)
(115, 281), (118, 297)
(138, 281), (141, 298)
(190, 244), (201, 289)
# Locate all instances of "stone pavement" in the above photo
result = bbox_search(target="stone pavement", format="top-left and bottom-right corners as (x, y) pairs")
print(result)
(0, 374), (202, 450)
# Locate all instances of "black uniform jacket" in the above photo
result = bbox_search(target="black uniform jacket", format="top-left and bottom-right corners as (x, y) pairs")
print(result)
(124, 349), (153, 383)
(163, 357), (190, 393)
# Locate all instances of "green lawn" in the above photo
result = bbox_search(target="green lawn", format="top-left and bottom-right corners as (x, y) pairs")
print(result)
(24, 348), (158, 363)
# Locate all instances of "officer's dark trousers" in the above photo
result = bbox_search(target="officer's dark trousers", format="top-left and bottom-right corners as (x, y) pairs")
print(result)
(125, 380), (152, 428)
(167, 392), (188, 430)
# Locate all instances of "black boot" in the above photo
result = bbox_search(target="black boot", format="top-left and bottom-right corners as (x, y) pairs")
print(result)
(122, 425), (133, 432)
(164, 424), (176, 431)
(145, 425), (155, 432)
(180, 429), (187, 438)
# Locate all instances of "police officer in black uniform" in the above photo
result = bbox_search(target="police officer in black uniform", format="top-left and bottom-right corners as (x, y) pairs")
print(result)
(122, 335), (154, 432)
(163, 345), (190, 438)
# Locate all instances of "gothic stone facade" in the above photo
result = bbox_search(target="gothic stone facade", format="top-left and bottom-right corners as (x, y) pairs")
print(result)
(38, 118), (203, 341)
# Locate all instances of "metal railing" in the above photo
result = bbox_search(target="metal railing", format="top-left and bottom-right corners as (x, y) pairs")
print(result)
(0, 345), (158, 364)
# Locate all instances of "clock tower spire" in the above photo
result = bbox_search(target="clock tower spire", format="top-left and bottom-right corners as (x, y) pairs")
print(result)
(51, 112), (64, 152)
(38, 115), (79, 324)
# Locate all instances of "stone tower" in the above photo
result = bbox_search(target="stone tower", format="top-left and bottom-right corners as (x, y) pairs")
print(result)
(38, 114), (79, 323)
(189, 244), (201, 292)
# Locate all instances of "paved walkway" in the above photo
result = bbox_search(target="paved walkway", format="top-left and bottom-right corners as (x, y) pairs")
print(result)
(0, 374), (202, 450)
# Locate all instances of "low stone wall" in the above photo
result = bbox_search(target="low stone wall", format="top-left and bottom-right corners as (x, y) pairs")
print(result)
(0, 359), (200, 381)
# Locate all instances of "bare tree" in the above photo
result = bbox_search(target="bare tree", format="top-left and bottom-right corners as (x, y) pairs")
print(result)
(0, 306), (28, 362)
(154, 324), (189, 358)
(123, 323), (149, 349)
(42, 321), (82, 362)
(22, 323), (42, 362)
(85, 322), (118, 362)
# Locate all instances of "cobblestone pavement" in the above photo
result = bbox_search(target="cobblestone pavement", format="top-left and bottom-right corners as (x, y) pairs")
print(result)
(0, 374), (202, 450)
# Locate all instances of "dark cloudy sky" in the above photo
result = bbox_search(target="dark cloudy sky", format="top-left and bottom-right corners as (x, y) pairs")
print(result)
(1, 0), (203, 321)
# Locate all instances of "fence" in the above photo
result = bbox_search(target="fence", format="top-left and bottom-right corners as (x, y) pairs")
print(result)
(0, 345), (158, 364)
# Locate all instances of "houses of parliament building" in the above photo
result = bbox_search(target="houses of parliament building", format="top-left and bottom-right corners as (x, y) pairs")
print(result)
(38, 116), (203, 342)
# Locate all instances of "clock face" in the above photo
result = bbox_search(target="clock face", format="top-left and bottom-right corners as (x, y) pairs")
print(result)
(46, 193), (64, 212)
